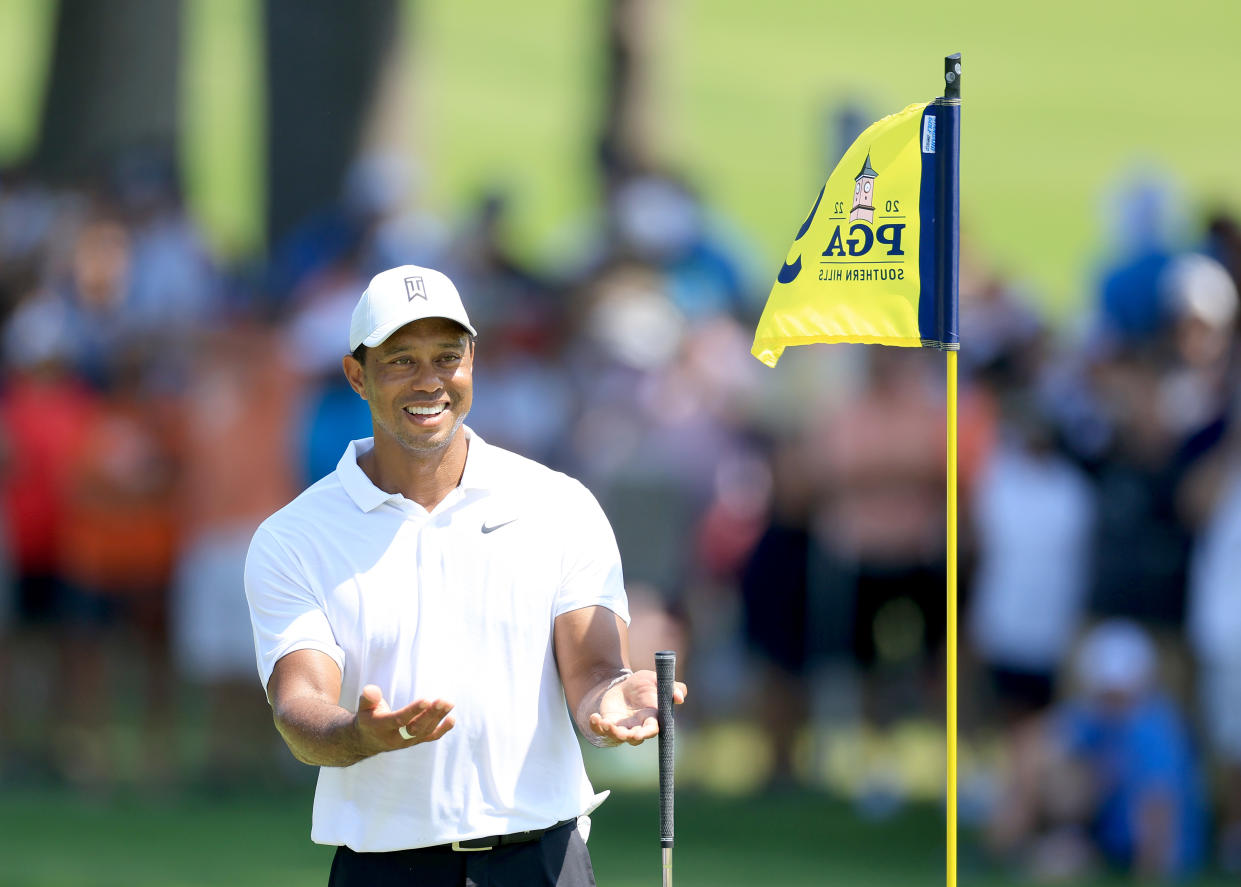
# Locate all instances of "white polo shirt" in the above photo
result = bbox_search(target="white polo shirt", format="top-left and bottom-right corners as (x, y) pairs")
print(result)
(244, 429), (629, 852)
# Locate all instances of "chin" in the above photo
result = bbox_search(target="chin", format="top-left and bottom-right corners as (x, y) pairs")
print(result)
(400, 418), (467, 454)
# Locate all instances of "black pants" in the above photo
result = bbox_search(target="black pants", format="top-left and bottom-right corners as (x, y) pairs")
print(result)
(327, 822), (596, 887)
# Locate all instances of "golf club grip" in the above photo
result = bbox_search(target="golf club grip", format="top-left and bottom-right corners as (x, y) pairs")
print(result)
(655, 650), (676, 849)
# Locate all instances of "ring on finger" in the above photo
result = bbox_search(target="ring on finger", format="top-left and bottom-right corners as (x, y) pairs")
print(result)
(398, 725), (413, 741)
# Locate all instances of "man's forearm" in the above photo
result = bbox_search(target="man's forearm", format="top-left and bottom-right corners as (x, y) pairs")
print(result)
(273, 695), (376, 767)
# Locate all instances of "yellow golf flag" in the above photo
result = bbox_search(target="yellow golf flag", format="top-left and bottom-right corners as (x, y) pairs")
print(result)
(751, 55), (965, 887)
(752, 101), (958, 367)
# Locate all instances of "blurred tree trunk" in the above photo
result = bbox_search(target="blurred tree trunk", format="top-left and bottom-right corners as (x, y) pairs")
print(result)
(33, 0), (182, 183)
(598, 0), (655, 191)
(264, 0), (397, 247)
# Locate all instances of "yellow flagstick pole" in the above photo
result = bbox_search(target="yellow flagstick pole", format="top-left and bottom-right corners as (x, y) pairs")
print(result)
(937, 53), (962, 887)
(946, 349), (958, 887)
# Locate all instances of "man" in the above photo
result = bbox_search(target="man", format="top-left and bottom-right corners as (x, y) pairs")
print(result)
(245, 265), (686, 886)
(986, 619), (1205, 881)
(1058, 620), (1206, 879)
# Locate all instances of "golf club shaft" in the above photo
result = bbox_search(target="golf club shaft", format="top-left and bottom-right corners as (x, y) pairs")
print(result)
(656, 650), (676, 887)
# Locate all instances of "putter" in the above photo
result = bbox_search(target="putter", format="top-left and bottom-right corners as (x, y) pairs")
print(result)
(655, 650), (676, 887)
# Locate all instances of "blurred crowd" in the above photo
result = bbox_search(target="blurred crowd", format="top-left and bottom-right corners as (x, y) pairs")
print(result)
(0, 145), (1239, 882)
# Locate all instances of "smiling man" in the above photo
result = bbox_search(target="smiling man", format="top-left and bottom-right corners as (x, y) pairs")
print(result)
(244, 265), (685, 886)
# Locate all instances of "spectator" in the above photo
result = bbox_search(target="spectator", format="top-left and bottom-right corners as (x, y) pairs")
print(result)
(0, 319), (98, 777)
(1094, 173), (1182, 344)
(1086, 345), (1194, 627)
(739, 435), (827, 787)
(994, 620), (1206, 881)
(805, 346), (945, 725)
(972, 389), (1096, 856)
(55, 345), (181, 788)
(7, 205), (138, 389)
(1187, 462), (1241, 871)
(170, 323), (301, 785)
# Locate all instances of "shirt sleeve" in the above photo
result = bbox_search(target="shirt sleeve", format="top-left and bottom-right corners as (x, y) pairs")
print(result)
(554, 480), (630, 624)
(244, 524), (346, 691)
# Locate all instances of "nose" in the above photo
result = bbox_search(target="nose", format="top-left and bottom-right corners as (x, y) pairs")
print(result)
(407, 360), (444, 394)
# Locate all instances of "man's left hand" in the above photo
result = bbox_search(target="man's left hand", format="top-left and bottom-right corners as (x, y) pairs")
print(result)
(588, 669), (687, 747)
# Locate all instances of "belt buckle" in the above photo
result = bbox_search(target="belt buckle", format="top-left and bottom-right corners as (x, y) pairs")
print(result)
(451, 839), (493, 852)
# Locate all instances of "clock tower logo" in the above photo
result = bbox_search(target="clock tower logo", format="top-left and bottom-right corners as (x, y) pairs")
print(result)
(849, 152), (878, 223)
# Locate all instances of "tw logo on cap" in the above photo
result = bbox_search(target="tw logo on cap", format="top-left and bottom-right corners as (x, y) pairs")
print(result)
(404, 276), (427, 301)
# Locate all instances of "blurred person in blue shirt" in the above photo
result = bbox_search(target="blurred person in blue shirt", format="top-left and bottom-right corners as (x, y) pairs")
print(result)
(1054, 620), (1206, 880)
(1093, 173), (1182, 344)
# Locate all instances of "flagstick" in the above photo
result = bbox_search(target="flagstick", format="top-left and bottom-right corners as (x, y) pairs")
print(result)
(946, 348), (958, 887)
(936, 53), (962, 887)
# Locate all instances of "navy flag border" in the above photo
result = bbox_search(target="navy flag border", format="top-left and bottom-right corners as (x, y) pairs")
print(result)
(917, 99), (960, 351)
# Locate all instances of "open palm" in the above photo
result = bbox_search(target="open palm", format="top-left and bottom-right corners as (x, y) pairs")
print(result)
(589, 670), (686, 746)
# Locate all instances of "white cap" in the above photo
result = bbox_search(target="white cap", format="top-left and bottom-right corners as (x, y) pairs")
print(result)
(348, 265), (477, 352)
(1076, 619), (1156, 696)
(1162, 253), (1238, 329)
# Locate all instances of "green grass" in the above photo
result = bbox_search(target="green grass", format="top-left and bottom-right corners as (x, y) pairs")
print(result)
(0, 784), (1234, 887)
(0, 785), (928, 887)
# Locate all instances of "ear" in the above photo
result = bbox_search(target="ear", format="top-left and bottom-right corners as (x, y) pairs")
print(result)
(342, 354), (368, 400)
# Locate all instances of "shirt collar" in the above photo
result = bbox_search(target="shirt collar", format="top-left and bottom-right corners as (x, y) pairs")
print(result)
(457, 427), (499, 491)
(337, 426), (496, 512)
(337, 438), (394, 512)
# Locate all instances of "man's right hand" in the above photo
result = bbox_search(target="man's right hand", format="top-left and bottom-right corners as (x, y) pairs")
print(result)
(355, 684), (455, 753)
(267, 650), (456, 767)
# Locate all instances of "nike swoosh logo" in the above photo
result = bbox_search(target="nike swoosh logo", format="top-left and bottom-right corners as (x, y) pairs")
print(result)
(481, 519), (518, 534)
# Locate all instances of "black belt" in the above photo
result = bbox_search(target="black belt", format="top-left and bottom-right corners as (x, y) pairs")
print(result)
(450, 817), (577, 852)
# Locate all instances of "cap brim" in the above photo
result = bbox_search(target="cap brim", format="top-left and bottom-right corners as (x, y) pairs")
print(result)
(361, 314), (478, 349)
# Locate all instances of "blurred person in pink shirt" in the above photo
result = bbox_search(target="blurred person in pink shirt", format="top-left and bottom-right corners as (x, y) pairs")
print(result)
(804, 346), (946, 728)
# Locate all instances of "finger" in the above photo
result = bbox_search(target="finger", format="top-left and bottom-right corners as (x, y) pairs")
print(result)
(625, 715), (661, 746)
(424, 715), (455, 742)
(673, 682), (688, 704)
(636, 715), (659, 740)
(402, 699), (454, 729)
(390, 698), (432, 723)
(390, 697), (446, 723)
(400, 710), (455, 744)
(626, 723), (658, 746)
(358, 684), (386, 713)
(589, 712), (609, 736)
(589, 713), (630, 743)
(591, 713), (658, 744)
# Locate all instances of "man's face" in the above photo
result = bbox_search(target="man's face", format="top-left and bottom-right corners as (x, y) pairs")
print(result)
(344, 317), (474, 456)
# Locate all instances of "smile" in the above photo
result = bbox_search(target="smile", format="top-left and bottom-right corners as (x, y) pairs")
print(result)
(404, 404), (447, 417)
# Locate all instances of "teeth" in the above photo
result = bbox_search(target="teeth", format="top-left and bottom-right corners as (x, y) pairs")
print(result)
(405, 404), (445, 416)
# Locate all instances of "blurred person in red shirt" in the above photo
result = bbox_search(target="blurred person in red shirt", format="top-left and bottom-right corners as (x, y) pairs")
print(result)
(0, 324), (99, 776)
